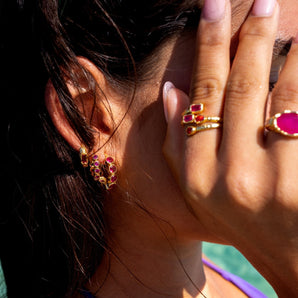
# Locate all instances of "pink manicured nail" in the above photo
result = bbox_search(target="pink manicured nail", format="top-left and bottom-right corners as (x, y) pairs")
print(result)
(252, 0), (276, 17)
(163, 81), (175, 123)
(163, 81), (175, 99)
(202, 0), (226, 22)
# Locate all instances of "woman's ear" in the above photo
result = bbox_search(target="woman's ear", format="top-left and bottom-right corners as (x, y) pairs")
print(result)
(45, 57), (116, 151)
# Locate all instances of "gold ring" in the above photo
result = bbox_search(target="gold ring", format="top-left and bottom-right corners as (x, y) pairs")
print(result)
(182, 103), (223, 136)
(186, 123), (222, 136)
(265, 110), (298, 137)
(182, 114), (222, 125)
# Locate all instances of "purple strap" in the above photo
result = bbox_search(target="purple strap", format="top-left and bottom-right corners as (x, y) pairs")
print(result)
(202, 258), (268, 298)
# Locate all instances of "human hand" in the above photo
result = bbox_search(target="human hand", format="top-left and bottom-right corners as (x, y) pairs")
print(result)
(163, 0), (298, 296)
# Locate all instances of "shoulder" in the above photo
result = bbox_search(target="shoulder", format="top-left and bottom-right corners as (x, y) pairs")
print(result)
(203, 258), (268, 298)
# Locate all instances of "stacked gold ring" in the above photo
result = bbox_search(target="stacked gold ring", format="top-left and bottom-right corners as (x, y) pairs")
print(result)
(181, 103), (222, 137)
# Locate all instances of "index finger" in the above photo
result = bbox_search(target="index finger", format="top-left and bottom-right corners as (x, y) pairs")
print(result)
(190, 0), (231, 115)
(185, 0), (231, 168)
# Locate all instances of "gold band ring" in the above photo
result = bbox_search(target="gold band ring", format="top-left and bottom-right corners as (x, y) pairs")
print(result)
(186, 123), (222, 136)
(182, 114), (222, 125)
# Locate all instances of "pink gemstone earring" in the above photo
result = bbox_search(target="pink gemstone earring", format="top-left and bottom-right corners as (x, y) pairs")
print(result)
(90, 154), (118, 190)
(102, 156), (118, 190)
(81, 147), (117, 190)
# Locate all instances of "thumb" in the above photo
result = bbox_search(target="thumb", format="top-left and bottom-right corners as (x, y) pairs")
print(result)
(162, 81), (190, 181)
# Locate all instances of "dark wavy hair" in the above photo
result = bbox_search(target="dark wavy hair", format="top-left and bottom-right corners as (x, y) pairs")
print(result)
(0, 0), (200, 296)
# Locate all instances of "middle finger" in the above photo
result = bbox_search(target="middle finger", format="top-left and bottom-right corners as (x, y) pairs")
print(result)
(221, 0), (279, 158)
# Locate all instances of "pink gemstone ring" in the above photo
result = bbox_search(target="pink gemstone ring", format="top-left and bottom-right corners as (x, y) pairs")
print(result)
(182, 103), (204, 115)
(182, 114), (222, 126)
(182, 103), (223, 136)
(266, 110), (298, 137)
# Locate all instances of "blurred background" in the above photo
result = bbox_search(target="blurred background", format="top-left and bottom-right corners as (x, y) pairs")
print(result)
(203, 242), (277, 298)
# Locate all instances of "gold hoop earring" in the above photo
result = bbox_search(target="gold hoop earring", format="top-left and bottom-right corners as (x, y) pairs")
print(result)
(80, 146), (117, 190)
(90, 154), (117, 190)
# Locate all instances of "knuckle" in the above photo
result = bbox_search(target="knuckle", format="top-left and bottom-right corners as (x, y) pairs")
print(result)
(240, 21), (272, 42)
(184, 170), (205, 198)
(272, 174), (298, 208)
(226, 76), (262, 99)
(273, 83), (298, 105)
(183, 164), (214, 200)
(220, 166), (263, 211)
(223, 172), (248, 202)
(273, 182), (288, 204)
(192, 77), (222, 102)
(198, 23), (227, 48)
(199, 32), (226, 48)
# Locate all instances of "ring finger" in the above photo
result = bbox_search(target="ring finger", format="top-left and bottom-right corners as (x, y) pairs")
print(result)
(266, 36), (298, 166)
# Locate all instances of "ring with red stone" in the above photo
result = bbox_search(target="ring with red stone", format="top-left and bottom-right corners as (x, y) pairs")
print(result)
(265, 110), (298, 137)
(182, 103), (204, 116)
(186, 123), (222, 137)
(182, 114), (222, 126)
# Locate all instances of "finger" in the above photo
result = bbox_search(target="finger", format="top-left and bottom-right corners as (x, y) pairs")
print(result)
(221, 0), (279, 158)
(163, 83), (218, 203)
(270, 39), (298, 115)
(190, 0), (231, 114)
(266, 37), (298, 151)
(163, 82), (189, 183)
(186, 0), (231, 163)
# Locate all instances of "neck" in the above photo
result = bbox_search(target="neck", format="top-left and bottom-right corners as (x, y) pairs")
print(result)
(87, 201), (208, 298)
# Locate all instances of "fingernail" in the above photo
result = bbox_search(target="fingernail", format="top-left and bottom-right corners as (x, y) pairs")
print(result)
(163, 81), (175, 123)
(202, 0), (226, 22)
(252, 0), (276, 17)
